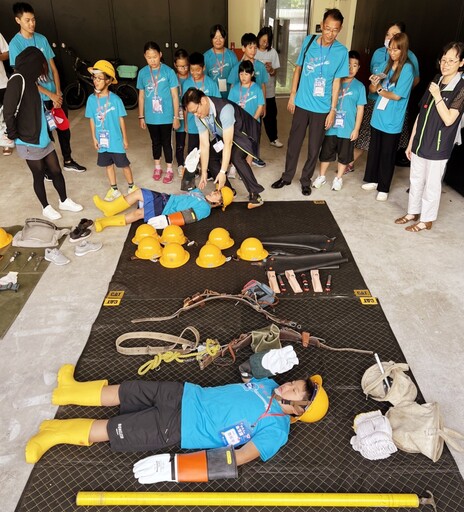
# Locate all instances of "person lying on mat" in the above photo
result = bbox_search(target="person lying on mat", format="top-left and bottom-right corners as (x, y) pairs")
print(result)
(92, 184), (234, 232)
(25, 362), (328, 484)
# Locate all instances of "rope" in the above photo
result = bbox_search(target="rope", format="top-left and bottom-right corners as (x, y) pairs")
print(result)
(137, 338), (222, 375)
(310, 337), (374, 355)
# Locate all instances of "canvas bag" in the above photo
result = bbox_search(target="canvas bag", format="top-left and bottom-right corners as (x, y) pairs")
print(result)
(386, 401), (464, 462)
(12, 218), (70, 248)
(251, 324), (282, 353)
(361, 361), (417, 406)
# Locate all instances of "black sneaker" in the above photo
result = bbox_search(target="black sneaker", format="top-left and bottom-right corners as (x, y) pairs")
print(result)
(69, 227), (91, 243)
(248, 193), (264, 209)
(63, 160), (87, 172)
(252, 158), (266, 168)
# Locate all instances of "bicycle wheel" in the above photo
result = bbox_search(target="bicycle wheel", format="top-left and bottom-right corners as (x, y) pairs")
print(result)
(116, 83), (138, 110)
(63, 82), (87, 110)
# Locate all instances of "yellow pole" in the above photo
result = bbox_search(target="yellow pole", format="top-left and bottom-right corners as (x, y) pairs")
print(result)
(77, 491), (420, 507)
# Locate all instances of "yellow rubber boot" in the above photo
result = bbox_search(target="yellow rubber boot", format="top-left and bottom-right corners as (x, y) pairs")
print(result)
(93, 194), (130, 217)
(95, 214), (126, 232)
(25, 418), (95, 463)
(52, 364), (108, 406)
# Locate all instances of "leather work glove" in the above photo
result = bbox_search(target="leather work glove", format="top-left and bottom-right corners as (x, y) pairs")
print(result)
(133, 453), (176, 484)
(184, 147), (201, 174)
(148, 215), (169, 230)
(261, 345), (299, 375)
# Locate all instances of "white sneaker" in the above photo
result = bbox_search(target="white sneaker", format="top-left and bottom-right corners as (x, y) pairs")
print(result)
(312, 175), (327, 189)
(361, 182), (378, 191)
(74, 240), (103, 256)
(127, 184), (138, 194)
(228, 165), (237, 179)
(332, 177), (343, 191)
(44, 248), (70, 265)
(270, 139), (284, 148)
(376, 192), (389, 201)
(59, 198), (83, 212)
(43, 205), (62, 220)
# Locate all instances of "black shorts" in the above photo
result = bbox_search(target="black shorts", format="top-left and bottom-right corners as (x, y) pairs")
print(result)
(319, 135), (354, 165)
(97, 151), (131, 168)
(107, 381), (183, 452)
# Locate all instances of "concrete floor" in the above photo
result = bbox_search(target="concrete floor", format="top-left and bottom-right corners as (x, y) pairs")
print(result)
(1, 98), (463, 511)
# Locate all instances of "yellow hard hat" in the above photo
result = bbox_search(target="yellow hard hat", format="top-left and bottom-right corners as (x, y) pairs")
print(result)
(196, 243), (226, 268)
(292, 375), (329, 424)
(160, 225), (187, 245)
(207, 227), (234, 250)
(88, 60), (118, 84)
(159, 242), (190, 268)
(0, 227), (13, 249)
(132, 224), (159, 245)
(135, 236), (163, 260)
(236, 237), (268, 261)
(220, 186), (234, 211)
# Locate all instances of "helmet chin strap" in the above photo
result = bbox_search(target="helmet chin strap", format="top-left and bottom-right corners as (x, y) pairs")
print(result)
(272, 383), (319, 408)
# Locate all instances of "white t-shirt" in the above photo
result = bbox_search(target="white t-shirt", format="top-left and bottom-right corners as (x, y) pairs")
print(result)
(0, 33), (9, 89)
(256, 47), (280, 98)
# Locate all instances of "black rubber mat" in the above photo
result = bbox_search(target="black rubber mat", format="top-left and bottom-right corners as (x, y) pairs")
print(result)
(15, 202), (464, 512)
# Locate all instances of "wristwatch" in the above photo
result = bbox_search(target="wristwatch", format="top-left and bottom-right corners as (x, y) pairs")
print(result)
(377, 87), (383, 94)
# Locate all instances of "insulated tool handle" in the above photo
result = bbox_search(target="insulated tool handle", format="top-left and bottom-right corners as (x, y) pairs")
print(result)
(310, 269), (323, 293)
(324, 274), (332, 292)
(300, 272), (310, 292)
(276, 274), (287, 293)
(285, 270), (303, 293)
(266, 271), (280, 294)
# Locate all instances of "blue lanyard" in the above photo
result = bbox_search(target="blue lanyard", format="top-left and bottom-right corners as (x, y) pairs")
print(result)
(319, 40), (334, 77)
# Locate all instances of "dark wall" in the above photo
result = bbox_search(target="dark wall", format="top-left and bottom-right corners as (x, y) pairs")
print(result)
(0, 0), (227, 85)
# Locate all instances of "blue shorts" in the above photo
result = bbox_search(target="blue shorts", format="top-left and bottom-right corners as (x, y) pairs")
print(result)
(97, 151), (131, 168)
(141, 189), (170, 221)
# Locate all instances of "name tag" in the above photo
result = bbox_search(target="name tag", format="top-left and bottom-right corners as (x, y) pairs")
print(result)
(377, 96), (389, 110)
(45, 110), (57, 130)
(220, 420), (252, 446)
(152, 95), (163, 113)
(213, 138), (224, 152)
(334, 111), (346, 128)
(99, 130), (110, 148)
(313, 76), (326, 97)
(218, 78), (227, 92)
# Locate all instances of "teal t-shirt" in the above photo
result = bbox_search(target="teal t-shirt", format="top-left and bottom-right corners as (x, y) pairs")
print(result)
(371, 62), (414, 134)
(181, 378), (290, 462)
(295, 35), (349, 113)
(137, 63), (178, 125)
(85, 92), (127, 153)
(228, 82), (264, 121)
(162, 189), (211, 220)
(227, 59), (269, 88)
(182, 75), (220, 134)
(9, 32), (56, 101)
(325, 78), (367, 139)
(204, 47), (238, 98)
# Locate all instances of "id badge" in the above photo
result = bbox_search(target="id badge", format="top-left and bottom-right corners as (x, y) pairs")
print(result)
(152, 95), (163, 113)
(45, 110), (57, 131)
(313, 76), (326, 97)
(334, 111), (346, 128)
(377, 96), (389, 110)
(99, 130), (110, 149)
(213, 138), (224, 153)
(220, 420), (252, 446)
(218, 78), (227, 92)
(178, 106), (184, 120)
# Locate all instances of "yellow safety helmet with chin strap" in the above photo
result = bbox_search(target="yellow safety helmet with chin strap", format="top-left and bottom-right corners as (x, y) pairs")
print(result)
(132, 224), (159, 245)
(196, 243), (226, 268)
(135, 236), (163, 260)
(160, 225), (187, 245)
(236, 237), (268, 261)
(291, 374), (329, 424)
(88, 60), (118, 83)
(220, 186), (234, 211)
(159, 242), (190, 268)
(0, 227), (13, 249)
(207, 227), (234, 250)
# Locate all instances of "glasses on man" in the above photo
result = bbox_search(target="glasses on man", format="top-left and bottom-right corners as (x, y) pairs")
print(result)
(440, 58), (460, 65)
(323, 26), (339, 34)
(92, 75), (106, 82)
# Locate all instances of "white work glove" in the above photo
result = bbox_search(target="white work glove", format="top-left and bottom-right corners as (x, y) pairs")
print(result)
(0, 271), (18, 286)
(184, 147), (201, 174)
(133, 453), (177, 484)
(262, 345), (299, 375)
(147, 215), (169, 230)
(350, 410), (397, 460)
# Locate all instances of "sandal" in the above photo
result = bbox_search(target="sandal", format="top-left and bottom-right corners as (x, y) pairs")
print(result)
(395, 213), (419, 225)
(405, 221), (432, 232)
(77, 218), (94, 230)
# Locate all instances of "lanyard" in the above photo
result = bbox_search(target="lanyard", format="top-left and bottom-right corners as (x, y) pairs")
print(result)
(149, 66), (161, 95)
(251, 393), (286, 428)
(239, 84), (251, 106)
(319, 40), (334, 77)
(195, 77), (206, 91)
(214, 50), (226, 77)
(96, 92), (110, 129)
(338, 81), (351, 110)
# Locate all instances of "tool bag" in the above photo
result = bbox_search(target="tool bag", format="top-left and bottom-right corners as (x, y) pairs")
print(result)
(361, 361), (417, 406)
(12, 218), (70, 248)
(386, 401), (464, 462)
(251, 323), (282, 353)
